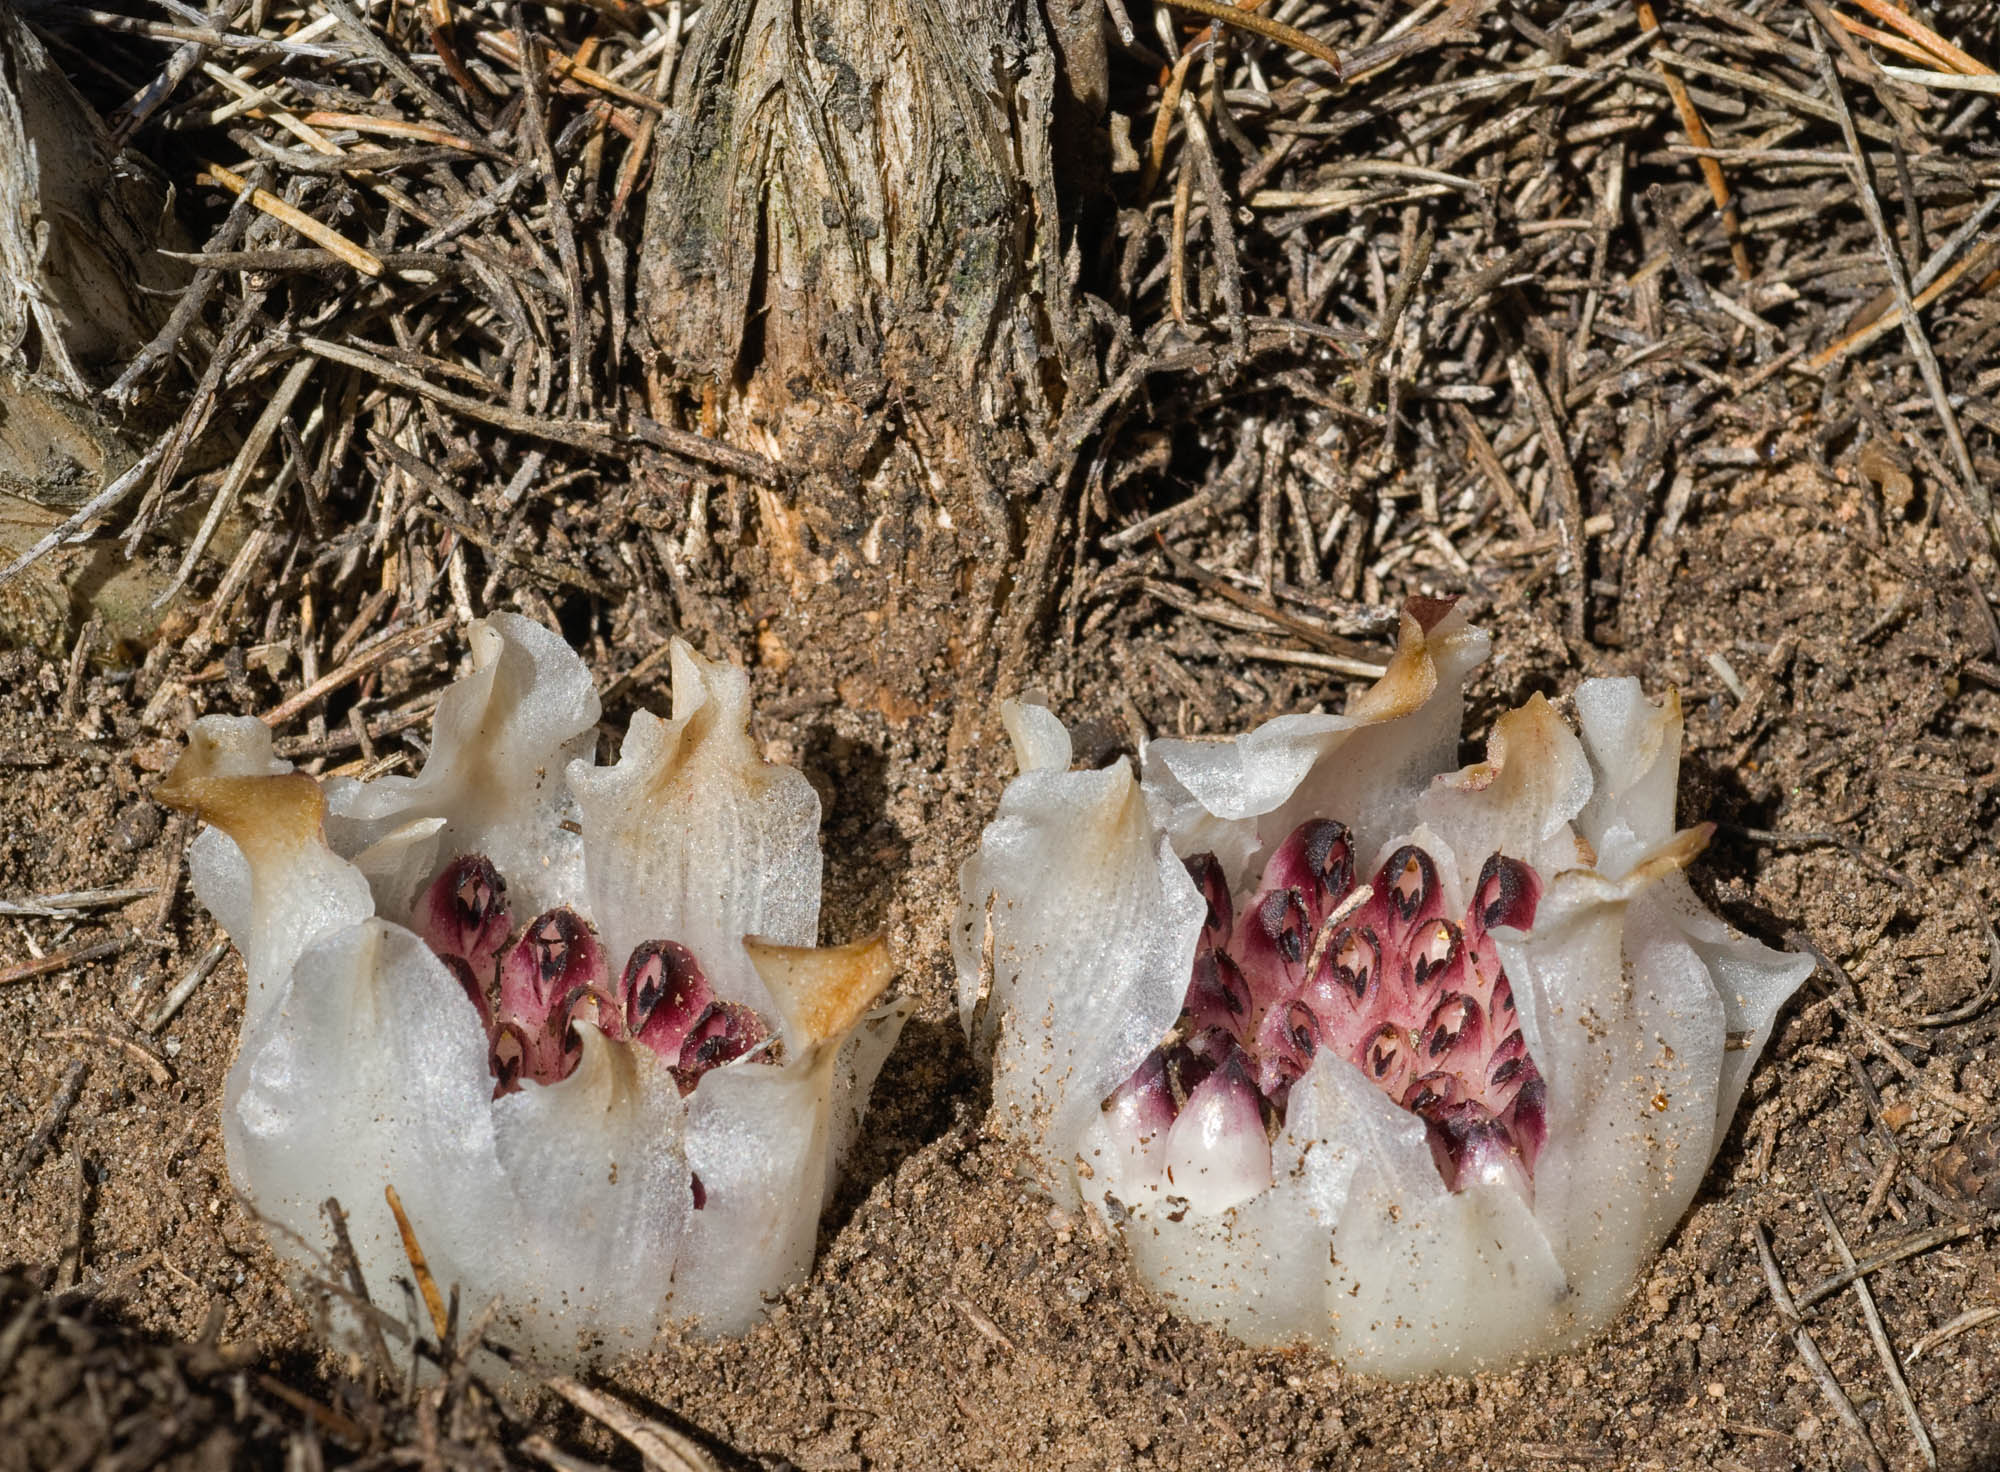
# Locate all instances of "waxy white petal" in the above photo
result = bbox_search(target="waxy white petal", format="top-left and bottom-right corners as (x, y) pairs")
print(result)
(163, 717), (375, 1032)
(1145, 602), (1491, 878)
(954, 708), (1205, 1199)
(323, 613), (600, 919)
(569, 641), (820, 1041)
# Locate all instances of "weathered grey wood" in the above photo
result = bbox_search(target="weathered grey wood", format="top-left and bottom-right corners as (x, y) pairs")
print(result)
(0, 0), (185, 650)
(640, 0), (1085, 485)
(1, 0), (178, 388)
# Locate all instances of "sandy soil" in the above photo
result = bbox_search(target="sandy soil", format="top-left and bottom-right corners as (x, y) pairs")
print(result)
(4, 451), (1998, 1471)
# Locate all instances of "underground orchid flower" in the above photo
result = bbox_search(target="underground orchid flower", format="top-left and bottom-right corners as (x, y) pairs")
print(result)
(160, 616), (907, 1364)
(956, 601), (1812, 1376)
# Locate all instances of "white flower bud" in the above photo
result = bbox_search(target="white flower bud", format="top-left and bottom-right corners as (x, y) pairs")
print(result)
(956, 601), (1810, 1375)
(162, 616), (907, 1365)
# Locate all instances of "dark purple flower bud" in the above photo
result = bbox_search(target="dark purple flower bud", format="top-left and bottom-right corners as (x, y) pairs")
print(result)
(1428, 1100), (1521, 1191)
(673, 1001), (771, 1091)
(1105, 1048), (1178, 1143)
(1184, 853), (1234, 950)
(1262, 820), (1355, 920)
(1357, 1022), (1413, 1097)
(490, 1021), (528, 1095)
(1252, 1000), (1320, 1104)
(1409, 918), (1464, 992)
(1401, 1069), (1459, 1120)
(490, 1013), (572, 1090)
(1229, 877), (1316, 1014)
(1505, 1071), (1547, 1172)
(1258, 887), (1310, 966)
(1184, 950), (1252, 1036)
(563, 984), (626, 1043)
(1486, 1027), (1528, 1091)
(620, 940), (714, 1061)
(1311, 924), (1380, 1012)
(1164, 1037), (1222, 1109)
(499, 907), (610, 1022)
(1374, 844), (1441, 941)
(1281, 999), (1320, 1057)
(1300, 820), (1354, 909)
(490, 908), (610, 1090)
(418, 854), (511, 981)
(1420, 992), (1483, 1067)
(1469, 852), (1540, 941)
(1182, 1024), (1242, 1067)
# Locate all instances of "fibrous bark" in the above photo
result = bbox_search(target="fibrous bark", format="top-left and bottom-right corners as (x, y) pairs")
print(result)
(1, 0), (184, 650)
(641, 0), (1082, 486)
(1, 0), (178, 387)
(638, 0), (1105, 735)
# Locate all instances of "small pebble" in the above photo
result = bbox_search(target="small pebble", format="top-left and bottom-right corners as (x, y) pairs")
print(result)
(110, 801), (163, 853)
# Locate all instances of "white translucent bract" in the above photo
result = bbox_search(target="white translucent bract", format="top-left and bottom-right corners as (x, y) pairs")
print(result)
(955, 604), (1812, 1376)
(164, 615), (907, 1364)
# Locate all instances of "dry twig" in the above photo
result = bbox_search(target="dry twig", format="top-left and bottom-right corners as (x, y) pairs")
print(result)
(1753, 1222), (1886, 1472)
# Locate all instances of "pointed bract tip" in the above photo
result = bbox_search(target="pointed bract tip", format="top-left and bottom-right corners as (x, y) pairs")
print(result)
(157, 732), (325, 862)
(744, 932), (895, 1055)
(1637, 823), (1713, 878)
(1405, 594), (1459, 634)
